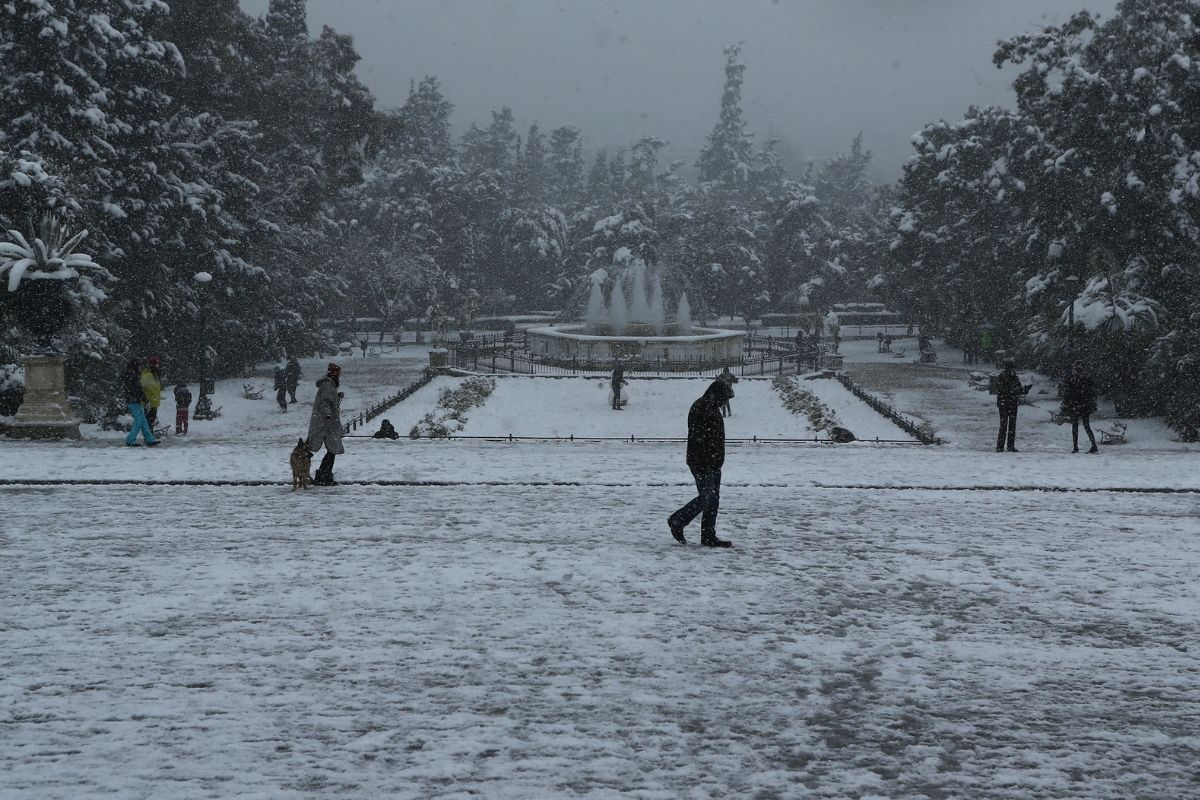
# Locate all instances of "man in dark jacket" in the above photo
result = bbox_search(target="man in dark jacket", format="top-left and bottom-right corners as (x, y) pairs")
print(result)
(284, 357), (302, 404)
(1061, 361), (1099, 453)
(611, 364), (626, 410)
(667, 380), (735, 548)
(273, 367), (288, 412)
(995, 359), (1031, 452)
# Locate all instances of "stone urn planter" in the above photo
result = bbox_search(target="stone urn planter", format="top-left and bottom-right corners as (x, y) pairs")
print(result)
(0, 217), (101, 440)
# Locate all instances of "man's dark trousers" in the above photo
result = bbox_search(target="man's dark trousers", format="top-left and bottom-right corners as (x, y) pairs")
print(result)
(669, 468), (721, 539)
(997, 405), (1018, 451)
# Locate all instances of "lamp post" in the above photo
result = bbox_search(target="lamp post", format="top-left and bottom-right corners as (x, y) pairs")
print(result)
(192, 271), (213, 419)
(1065, 273), (1080, 357)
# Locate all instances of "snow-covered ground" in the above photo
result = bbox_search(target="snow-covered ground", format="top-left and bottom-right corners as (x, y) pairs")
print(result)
(2, 343), (1198, 799)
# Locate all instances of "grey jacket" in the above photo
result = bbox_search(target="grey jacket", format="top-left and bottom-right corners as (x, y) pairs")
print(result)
(306, 376), (344, 454)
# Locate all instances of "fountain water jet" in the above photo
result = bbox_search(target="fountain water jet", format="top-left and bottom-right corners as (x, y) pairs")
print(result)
(528, 258), (744, 367)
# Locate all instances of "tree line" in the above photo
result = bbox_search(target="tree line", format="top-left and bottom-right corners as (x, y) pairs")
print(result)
(4, 0), (1200, 433)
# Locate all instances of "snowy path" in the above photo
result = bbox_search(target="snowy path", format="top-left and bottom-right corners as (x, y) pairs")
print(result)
(2, 483), (1198, 799)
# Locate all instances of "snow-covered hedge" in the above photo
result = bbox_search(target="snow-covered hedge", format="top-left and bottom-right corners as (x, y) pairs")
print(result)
(772, 375), (840, 433)
(409, 377), (496, 439)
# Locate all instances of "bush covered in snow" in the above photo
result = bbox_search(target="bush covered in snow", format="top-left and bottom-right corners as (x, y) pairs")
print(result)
(409, 377), (496, 439)
(772, 375), (840, 433)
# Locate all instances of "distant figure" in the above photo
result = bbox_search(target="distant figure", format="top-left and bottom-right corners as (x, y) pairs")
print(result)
(980, 329), (994, 364)
(360, 338), (368, 358)
(140, 356), (163, 427)
(994, 359), (1032, 452)
(876, 331), (886, 353)
(919, 335), (937, 363)
(173, 383), (192, 435)
(793, 330), (807, 371)
(883, 335), (893, 353)
(273, 367), (288, 412)
(373, 419), (400, 440)
(611, 364), (626, 411)
(1061, 361), (1099, 453)
(122, 359), (157, 447)
(285, 357), (302, 404)
(667, 380), (735, 548)
(716, 367), (738, 417)
(307, 363), (344, 486)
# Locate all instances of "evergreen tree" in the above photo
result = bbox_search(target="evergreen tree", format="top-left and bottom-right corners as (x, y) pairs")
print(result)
(547, 126), (584, 207)
(265, 0), (308, 41)
(696, 44), (755, 188)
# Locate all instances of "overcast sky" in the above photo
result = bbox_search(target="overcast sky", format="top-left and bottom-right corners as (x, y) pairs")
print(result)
(239, 0), (1117, 181)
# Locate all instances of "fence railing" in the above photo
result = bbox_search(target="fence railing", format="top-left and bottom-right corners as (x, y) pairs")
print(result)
(342, 368), (437, 435)
(446, 345), (811, 377)
(835, 373), (941, 445)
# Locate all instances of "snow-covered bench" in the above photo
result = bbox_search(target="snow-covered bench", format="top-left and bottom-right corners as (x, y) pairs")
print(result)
(243, 383), (264, 400)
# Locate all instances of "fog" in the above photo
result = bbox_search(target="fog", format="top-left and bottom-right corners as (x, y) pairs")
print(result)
(242, 0), (1118, 178)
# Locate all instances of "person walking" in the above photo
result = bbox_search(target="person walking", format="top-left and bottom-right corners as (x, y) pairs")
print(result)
(1061, 361), (1099, 453)
(273, 366), (288, 412)
(716, 367), (738, 417)
(360, 338), (368, 358)
(140, 356), (163, 428)
(667, 380), (735, 548)
(307, 363), (344, 486)
(122, 359), (157, 447)
(611, 364), (626, 410)
(173, 382), (192, 435)
(285, 357), (302, 404)
(994, 359), (1032, 452)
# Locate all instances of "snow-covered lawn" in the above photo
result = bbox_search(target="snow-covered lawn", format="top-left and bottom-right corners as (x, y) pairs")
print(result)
(3, 343), (1199, 798)
(2, 482), (1196, 799)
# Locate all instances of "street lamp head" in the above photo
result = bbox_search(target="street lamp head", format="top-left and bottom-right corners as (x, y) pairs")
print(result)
(193, 271), (213, 284)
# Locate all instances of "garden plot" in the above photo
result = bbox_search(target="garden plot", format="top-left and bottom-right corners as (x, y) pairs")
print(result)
(430, 375), (913, 441)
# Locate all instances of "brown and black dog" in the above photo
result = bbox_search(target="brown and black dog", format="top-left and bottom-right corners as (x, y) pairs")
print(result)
(289, 438), (313, 491)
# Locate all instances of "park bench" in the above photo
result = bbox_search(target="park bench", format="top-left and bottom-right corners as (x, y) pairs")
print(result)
(891, 347), (906, 359)
(1099, 421), (1127, 445)
(243, 383), (264, 400)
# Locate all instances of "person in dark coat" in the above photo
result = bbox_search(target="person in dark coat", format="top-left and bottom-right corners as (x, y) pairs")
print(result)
(121, 359), (157, 446)
(611, 364), (626, 410)
(373, 419), (399, 439)
(285, 357), (302, 404)
(994, 359), (1032, 452)
(1061, 361), (1099, 453)
(307, 363), (344, 485)
(173, 383), (192, 435)
(273, 367), (288, 412)
(667, 380), (735, 548)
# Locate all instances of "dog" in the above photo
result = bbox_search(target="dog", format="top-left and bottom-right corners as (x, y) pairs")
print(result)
(289, 437), (313, 490)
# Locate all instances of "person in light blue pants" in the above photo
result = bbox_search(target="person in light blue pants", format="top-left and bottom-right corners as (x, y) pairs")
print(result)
(121, 359), (157, 446)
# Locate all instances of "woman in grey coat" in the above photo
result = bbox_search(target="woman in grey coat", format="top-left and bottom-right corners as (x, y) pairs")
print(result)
(307, 362), (344, 485)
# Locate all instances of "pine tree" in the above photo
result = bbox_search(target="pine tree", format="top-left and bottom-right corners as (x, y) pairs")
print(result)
(547, 126), (584, 207)
(517, 124), (548, 206)
(265, 0), (308, 41)
(696, 44), (755, 188)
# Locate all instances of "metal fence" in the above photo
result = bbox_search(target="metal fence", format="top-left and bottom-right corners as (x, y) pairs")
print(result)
(342, 369), (436, 435)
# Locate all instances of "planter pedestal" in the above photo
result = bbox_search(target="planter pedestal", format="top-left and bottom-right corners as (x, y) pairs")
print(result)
(6, 355), (81, 440)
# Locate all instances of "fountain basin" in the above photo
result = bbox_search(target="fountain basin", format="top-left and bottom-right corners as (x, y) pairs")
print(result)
(527, 323), (745, 364)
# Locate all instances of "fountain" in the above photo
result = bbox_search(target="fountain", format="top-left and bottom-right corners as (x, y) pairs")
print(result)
(526, 259), (744, 366)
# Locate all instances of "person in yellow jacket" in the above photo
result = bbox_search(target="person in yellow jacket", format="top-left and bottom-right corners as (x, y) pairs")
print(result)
(140, 355), (164, 427)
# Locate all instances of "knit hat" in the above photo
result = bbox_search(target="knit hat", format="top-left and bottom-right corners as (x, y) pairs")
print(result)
(327, 362), (341, 376)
